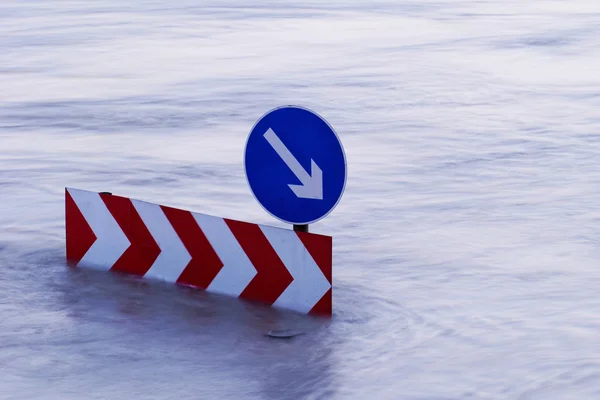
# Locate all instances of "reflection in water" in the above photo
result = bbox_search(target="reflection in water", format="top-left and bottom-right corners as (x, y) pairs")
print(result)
(50, 261), (337, 399)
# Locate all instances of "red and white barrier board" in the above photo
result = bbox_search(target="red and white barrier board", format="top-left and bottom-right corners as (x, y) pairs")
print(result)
(65, 188), (332, 316)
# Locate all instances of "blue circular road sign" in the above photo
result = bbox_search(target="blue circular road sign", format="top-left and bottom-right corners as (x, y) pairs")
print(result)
(244, 106), (347, 225)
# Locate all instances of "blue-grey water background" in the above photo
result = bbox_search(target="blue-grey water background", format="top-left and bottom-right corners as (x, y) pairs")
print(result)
(2, 1), (600, 399)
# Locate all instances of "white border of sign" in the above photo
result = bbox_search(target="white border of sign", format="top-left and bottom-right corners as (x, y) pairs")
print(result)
(243, 105), (348, 226)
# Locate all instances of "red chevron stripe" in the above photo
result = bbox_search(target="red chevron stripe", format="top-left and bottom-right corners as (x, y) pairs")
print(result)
(161, 206), (224, 290)
(65, 189), (97, 266)
(297, 232), (332, 316)
(226, 219), (293, 305)
(100, 193), (160, 276)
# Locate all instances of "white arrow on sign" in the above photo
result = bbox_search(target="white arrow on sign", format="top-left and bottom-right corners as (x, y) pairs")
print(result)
(261, 225), (331, 314)
(263, 128), (323, 200)
(131, 199), (192, 283)
(67, 188), (130, 271)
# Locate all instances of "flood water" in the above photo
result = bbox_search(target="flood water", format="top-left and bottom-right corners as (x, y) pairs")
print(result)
(2, 1), (600, 399)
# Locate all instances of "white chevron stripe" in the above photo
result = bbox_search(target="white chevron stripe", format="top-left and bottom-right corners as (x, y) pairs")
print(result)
(67, 188), (130, 270)
(192, 213), (257, 297)
(132, 200), (191, 282)
(261, 226), (331, 314)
